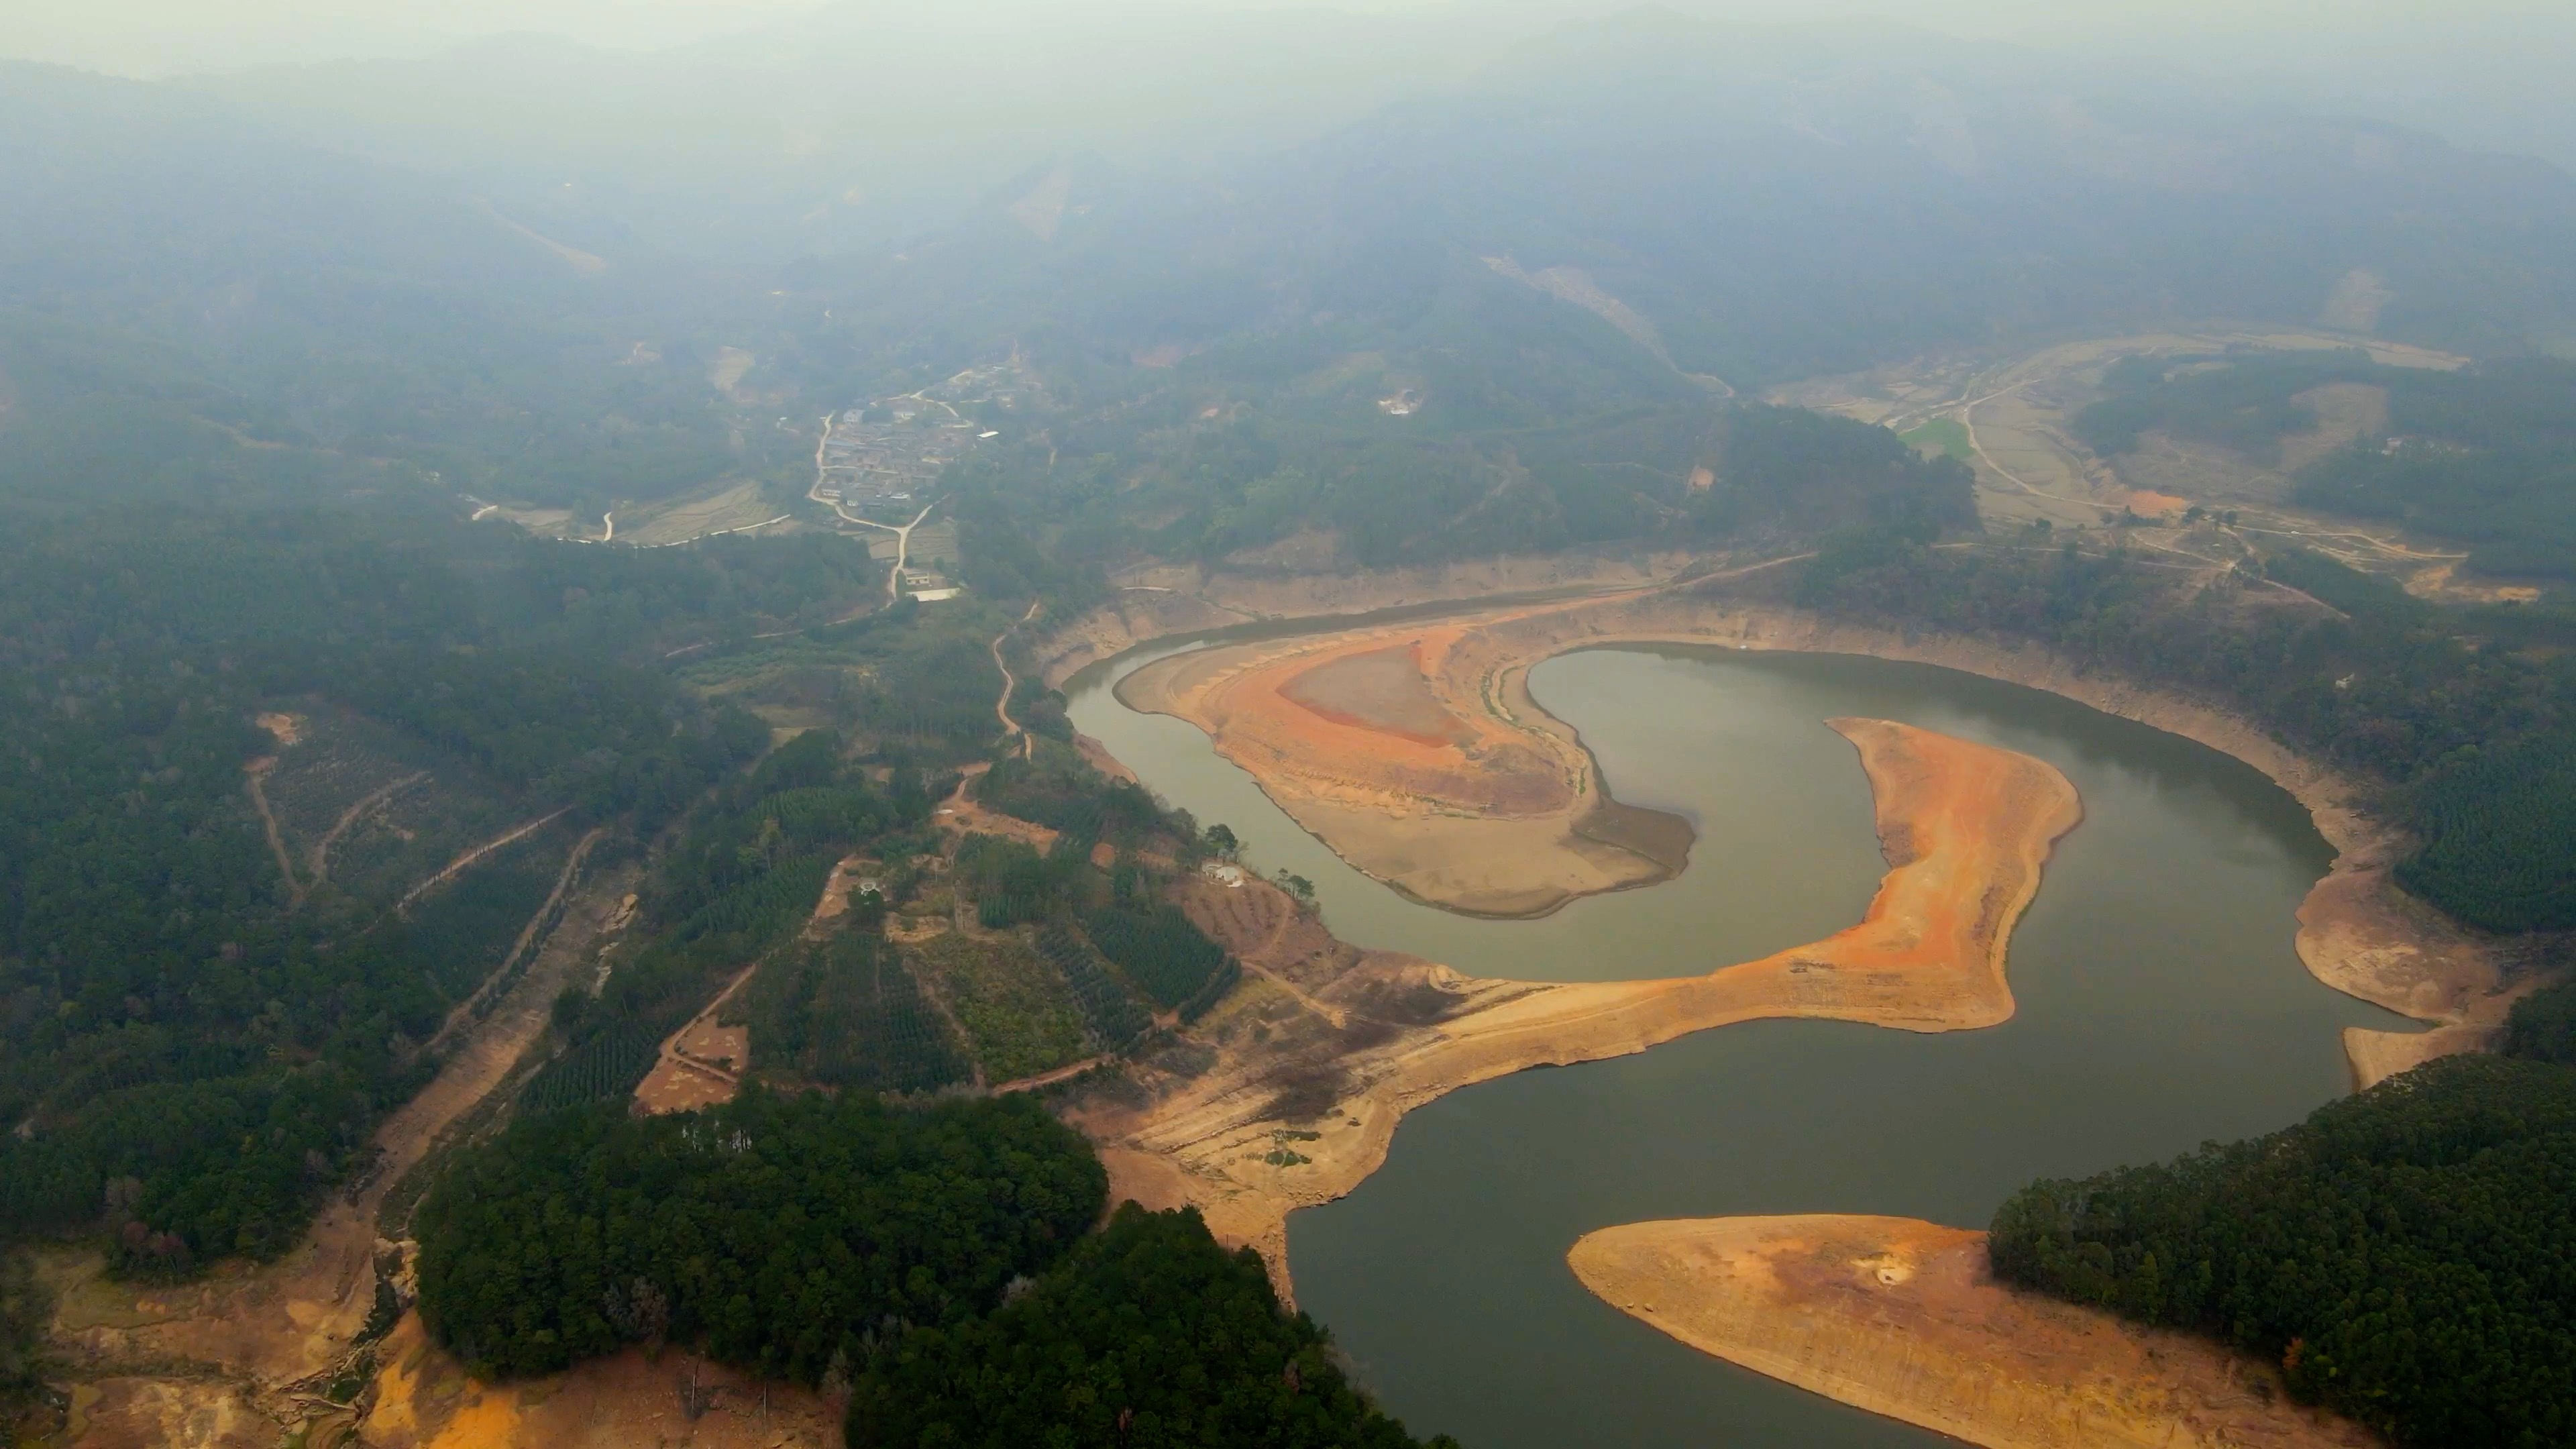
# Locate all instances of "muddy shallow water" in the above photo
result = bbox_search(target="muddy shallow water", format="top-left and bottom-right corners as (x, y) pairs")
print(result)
(1068, 642), (2409, 1449)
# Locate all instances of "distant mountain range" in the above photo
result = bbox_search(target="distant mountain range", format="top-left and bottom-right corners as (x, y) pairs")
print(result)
(5, 9), (2574, 516)
(805, 11), (2576, 390)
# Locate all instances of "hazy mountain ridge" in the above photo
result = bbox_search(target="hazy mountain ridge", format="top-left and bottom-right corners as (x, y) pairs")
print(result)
(785, 14), (2576, 398)
(0, 61), (781, 511)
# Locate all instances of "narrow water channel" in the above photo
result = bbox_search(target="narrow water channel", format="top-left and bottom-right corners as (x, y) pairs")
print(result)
(1065, 639), (2411, 1449)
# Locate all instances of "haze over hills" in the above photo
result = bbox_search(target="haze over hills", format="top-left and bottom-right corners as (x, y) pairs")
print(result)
(0, 61), (772, 512)
(127, 3), (2576, 264)
(11, 11), (2576, 537)
(7, 6), (2576, 1448)
(812, 12), (2576, 388)
(176, 4), (1515, 261)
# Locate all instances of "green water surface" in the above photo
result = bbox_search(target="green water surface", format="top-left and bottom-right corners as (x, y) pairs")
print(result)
(1066, 641), (2408, 1448)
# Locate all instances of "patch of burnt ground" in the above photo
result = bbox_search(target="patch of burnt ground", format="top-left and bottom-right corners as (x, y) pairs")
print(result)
(1259, 1061), (1350, 1124)
(1342, 978), (1466, 1028)
(1253, 1008), (1438, 1122)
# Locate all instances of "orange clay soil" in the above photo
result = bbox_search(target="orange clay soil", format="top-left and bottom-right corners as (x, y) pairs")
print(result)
(40, 855), (643, 1446)
(1568, 1216), (2381, 1449)
(1069, 580), (2520, 1085)
(1116, 601), (1692, 916)
(360, 1313), (841, 1449)
(1073, 718), (2080, 1295)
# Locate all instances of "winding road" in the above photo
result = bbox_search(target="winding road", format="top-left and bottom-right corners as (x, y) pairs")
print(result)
(396, 808), (573, 916)
(810, 413), (945, 598)
(991, 600), (1042, 755)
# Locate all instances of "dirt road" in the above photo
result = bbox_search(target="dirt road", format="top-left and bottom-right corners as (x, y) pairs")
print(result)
(395, 808), (572, 916)
(991, 600), (1042, 755)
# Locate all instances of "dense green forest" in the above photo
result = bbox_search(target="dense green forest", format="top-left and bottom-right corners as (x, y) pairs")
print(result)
(848, 1203), (1461, 1449)
(2297, 361), (2576, 578)
(415, 1089), (1105, 1381)
(1788, 533), (2576, 931)
(2074, 352), (2576, 578)
(2503, 975), (2576, 1064)
(974, 747), (1170, 849)
(0, 509), (892, 1264)
(0, 1247), (43, 1414)
(417, 1095), (1456, 1446)
(1988, 1051), (2576, 1446)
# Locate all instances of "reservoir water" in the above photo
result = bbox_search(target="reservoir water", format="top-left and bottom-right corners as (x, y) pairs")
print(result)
(1066, 639), (2411, 1449)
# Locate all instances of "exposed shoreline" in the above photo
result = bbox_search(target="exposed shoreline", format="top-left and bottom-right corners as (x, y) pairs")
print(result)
(1075, 715), (2080, 1297)
(1052, 576), (2520, 1086)
(1567, 1214), (2381, 1449)
(1114, 601), (1691, 918)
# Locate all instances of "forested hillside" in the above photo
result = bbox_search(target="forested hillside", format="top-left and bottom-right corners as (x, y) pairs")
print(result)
(850, 1203), (1462, 1449)
(417, 1090), (1104, 1380)
(517, 726), (929, 1116)
(416, 1095), (1456, 1448)
(8, 14), (2576, 1445)
(1988, 1050), (2576, 1446)
(926, 396), (1970, 576)
(0, 510), (876, 1264)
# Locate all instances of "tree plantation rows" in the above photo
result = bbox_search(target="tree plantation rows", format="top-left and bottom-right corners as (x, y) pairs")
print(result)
(2398, 739), (2576, 931)
(509, 657), (1242, 1106)
(517, 1022), (663, 1116)
(529, 728), (936, 1112)
(1037, 924), (1155, 1053)
(934, 821), (1241, 1067)
(1083, 902), (1238, 1016)
(736, 931), (970, 1096)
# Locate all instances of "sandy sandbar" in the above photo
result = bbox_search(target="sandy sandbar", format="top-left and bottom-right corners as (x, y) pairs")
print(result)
(1077, 580), (2520, 1087)
(1117, 603), (1691, 917)
(1568, 1214), (2380, 1449)
(1079, 716), (2080, 1292)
